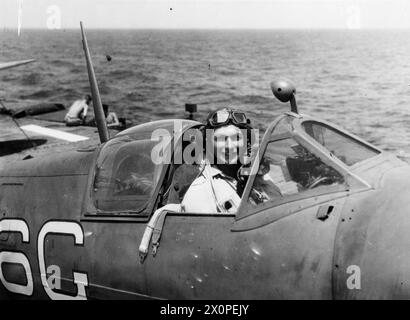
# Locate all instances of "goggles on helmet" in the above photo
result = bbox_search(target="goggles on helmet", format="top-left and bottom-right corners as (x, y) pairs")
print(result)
(207, 109), (248, 127)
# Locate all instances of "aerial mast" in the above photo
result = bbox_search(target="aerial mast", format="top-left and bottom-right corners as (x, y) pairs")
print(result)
(80, 21), (109, 143)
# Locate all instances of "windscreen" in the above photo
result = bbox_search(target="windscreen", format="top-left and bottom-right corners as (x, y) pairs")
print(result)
(303, 121), (380, 166)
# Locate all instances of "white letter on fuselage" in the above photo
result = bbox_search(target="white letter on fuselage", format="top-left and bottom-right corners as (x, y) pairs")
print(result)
(0, 219), (33, 296)
(38, 221), (88, 300)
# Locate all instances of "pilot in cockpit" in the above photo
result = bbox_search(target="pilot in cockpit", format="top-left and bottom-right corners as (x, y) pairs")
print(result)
(159, 108), (255, 214)
(180, 108), (254, 213)
(139, 108), (254, 258)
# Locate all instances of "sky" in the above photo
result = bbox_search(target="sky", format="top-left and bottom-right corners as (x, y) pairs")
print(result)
(0, 0), (410, 30)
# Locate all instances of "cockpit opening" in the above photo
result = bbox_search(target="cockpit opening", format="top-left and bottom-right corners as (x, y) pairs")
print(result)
(89, 115), (372, 216)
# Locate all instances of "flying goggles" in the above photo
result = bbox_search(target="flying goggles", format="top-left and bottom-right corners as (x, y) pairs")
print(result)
(207, 109), (248, 127)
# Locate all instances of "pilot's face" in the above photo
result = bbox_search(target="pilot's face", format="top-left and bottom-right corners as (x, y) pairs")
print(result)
(213, 125), (244, 164)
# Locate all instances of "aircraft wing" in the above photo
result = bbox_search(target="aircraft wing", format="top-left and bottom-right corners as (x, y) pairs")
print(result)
(0, 59), (36, 71)
(0, 99), (124, 164)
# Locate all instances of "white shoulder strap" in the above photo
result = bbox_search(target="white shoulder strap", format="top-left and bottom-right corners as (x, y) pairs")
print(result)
(203, 164), (229, 213)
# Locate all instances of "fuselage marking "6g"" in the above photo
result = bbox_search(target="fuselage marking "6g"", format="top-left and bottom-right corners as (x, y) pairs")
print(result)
(0, 219), (88, 299)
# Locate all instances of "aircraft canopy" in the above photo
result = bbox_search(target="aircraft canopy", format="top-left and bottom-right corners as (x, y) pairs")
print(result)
(92, 119), (200, 214)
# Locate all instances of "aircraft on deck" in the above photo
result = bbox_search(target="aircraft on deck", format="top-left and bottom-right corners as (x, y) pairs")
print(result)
(0, 59), (126, 163)
(1, 23), (410, 300)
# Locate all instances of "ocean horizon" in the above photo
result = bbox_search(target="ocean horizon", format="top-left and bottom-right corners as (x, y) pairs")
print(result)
(2, 29), (410, 154)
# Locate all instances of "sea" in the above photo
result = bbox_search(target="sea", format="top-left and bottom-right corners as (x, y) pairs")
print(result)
(1, 29), (410, 155)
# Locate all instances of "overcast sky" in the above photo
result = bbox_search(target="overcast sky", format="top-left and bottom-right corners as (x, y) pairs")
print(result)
(1, 0), (410, 29)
